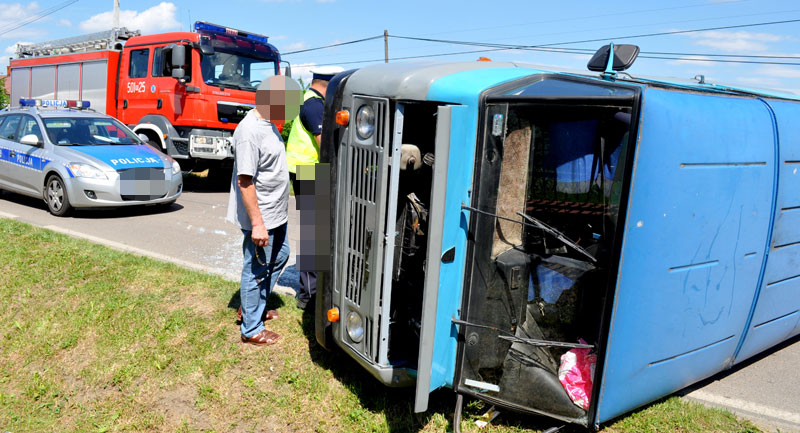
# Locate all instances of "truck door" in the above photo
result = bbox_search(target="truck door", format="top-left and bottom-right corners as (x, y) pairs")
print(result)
(451, 91), (638, 426)
(119, 47), (153, 121)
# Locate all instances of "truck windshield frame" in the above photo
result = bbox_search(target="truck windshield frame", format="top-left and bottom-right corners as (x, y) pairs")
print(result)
(200, 49), (279, 91)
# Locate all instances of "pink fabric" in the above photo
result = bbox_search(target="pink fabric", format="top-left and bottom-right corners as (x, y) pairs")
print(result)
(558, 339), (596, 410)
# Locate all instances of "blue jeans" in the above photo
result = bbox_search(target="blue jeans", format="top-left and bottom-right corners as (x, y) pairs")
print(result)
(240, 223), (290, 337)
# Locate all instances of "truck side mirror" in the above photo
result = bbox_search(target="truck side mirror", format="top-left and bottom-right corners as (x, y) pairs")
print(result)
(282, 61), (292, 77)
(171, 44), (186, 80)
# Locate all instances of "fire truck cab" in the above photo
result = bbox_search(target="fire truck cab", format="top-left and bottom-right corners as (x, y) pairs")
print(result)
(10, 22), (282, 173)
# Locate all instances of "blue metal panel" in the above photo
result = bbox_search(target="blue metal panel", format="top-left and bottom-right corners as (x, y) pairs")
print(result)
(596, 88), (776, 423)
(736, 99), (800, 361)
(422, 67), (536, 392)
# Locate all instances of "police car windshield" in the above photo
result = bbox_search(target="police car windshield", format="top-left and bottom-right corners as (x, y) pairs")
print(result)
(43, 117), (142, 146)
(201, 51), (278, 91)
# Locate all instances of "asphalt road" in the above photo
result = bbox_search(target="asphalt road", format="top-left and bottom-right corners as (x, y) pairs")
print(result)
(0, 176), (798, 432)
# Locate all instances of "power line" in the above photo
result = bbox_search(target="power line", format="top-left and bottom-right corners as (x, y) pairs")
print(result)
(0, 0), (80, 37)
(282, 35), (383, 56)
(280, 16), (800, 69)
(391, 17), (800, 50)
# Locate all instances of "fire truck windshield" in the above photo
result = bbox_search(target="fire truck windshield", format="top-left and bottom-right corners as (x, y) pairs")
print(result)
(201, 50), (278, 91)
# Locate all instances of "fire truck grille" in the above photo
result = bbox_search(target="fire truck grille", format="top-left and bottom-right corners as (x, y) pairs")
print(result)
(117, 167), (168, 201)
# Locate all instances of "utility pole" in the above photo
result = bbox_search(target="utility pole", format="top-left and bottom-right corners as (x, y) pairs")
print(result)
(384, 29), (389, 63)
(113, 0), (120, 29)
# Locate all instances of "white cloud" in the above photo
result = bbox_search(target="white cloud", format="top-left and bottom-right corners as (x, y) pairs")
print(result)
(0, 2), (42, 40)
(80, 2), (180, 34)
(58, 18), (71, 27)
(668, 55), (716, 67)
(289, 62), (316, 86)
(285, 42), (308, 52)
(758, 65), (800, 80)
(690, 31), (785, 53)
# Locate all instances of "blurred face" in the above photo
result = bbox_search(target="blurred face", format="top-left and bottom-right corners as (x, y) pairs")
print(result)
(255, 76), (303, 123)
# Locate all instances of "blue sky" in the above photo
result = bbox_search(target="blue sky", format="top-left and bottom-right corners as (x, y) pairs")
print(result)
(3, 0), (799, 93)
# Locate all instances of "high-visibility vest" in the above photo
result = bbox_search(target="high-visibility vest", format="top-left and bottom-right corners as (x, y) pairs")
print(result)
(286, 90), (322, 174)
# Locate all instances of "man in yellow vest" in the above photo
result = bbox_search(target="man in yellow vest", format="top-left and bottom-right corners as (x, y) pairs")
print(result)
(286, 65), (343, 310)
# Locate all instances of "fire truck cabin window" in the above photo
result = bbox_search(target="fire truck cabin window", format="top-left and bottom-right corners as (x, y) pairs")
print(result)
(128, 49), (149, 79)
(152, 47), (193, 82)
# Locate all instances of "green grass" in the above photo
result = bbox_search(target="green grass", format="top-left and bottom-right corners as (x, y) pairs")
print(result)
(0, 218), (762, 432)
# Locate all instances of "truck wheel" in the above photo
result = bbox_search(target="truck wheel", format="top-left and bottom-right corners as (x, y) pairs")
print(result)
(45, 175), (72, 216)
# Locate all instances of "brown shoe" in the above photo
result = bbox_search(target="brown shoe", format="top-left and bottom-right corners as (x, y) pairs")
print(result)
(237, 307), (279, 322)
(241, 329), (281, 346)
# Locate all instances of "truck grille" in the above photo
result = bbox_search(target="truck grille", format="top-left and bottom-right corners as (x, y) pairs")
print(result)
(342, 100), (387, 309)
(345, 146), (380, 306)
(117, 167), (168, 201)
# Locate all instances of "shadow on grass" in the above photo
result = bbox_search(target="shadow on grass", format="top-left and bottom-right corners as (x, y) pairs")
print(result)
(297, 306), (570, 433)
(226, 285), (288, 326)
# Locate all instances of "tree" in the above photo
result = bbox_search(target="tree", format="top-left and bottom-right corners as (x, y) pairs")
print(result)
(0, 77), (9, 108)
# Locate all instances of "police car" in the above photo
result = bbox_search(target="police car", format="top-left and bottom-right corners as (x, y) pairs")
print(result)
(0, 99), (183, 216)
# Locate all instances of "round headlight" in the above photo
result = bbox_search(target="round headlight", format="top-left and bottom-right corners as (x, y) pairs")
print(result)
(355, 105), (375, 140)
(346, 311), (364, 343)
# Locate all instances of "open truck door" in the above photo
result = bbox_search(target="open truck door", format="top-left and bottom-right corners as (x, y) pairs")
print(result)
(412, 105), (453, 412)
(449, 87), (640, 426)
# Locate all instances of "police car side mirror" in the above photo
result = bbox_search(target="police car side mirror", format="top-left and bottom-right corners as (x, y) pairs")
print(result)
(20, 134), (42, 146)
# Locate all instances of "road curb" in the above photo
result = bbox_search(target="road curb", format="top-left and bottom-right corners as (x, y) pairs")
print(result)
(685, 389), (800, 433)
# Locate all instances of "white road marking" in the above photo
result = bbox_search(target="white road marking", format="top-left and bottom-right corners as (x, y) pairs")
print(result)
(687, 389), (800, 426)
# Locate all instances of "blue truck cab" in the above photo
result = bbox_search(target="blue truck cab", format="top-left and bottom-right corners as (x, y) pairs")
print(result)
(316, 46), (800, 428)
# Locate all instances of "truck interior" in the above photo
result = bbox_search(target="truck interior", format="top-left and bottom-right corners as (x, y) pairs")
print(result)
(456, 98), (636, 423)
(385, 102), (439, 368)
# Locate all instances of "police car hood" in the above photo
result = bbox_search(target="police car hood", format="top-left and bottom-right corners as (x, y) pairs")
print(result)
(61, 145), (168, 170)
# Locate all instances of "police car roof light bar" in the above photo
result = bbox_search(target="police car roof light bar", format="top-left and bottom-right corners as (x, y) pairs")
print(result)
(193, 21), (269, 44)
(19, 98), (91, 109)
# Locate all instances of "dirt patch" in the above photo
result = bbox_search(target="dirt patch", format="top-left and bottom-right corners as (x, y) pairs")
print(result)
(151, 384), (213, 431)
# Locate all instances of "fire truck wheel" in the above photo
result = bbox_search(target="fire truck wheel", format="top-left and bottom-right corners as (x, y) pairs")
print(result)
(45, 175), (72, 217)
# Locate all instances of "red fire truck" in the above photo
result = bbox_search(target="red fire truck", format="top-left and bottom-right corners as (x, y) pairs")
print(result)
(9, 22), (283, 173)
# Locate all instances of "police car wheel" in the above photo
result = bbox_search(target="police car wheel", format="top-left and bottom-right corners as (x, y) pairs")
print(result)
(45, 175), (72, 217)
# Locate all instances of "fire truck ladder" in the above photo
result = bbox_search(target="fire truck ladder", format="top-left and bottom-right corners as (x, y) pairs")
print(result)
(16, 28), (141, 58)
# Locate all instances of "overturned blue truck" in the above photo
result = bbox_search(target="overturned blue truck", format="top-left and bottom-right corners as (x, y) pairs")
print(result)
(313, 45), (800, 429)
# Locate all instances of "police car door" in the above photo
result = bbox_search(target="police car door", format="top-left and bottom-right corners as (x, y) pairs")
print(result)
(0, 114), (43, 195)
(11, 115), (49, 194)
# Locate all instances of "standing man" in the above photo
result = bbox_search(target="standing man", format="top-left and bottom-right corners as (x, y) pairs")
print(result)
(228, 76), (303, 345)
(286, 66), (343, 310)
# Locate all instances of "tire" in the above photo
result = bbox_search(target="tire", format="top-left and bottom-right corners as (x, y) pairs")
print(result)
(45, 175), (72, 216)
